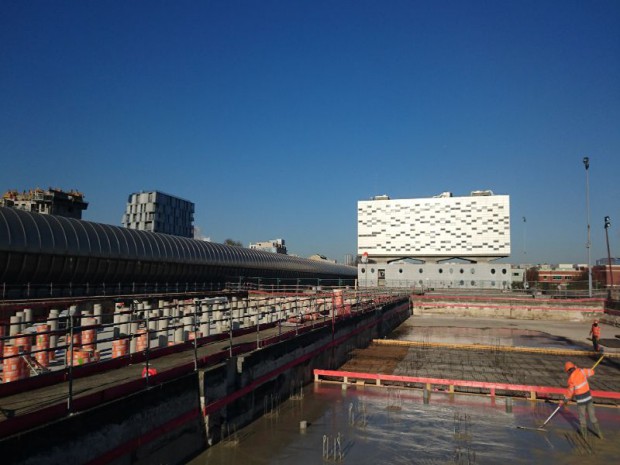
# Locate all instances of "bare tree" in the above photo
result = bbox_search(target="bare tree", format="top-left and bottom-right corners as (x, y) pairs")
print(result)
(525, 267), (539, 284)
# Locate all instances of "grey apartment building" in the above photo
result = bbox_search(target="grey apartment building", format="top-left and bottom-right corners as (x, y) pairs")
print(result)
(122, 191), (194, 238)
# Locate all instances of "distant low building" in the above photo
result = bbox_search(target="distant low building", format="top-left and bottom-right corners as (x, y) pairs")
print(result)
(249, 239), (287, 254)
(1, 187), (88, 219)
(510, 266), (526, 284)
(537, 264), (585, 286)
(122, 191), (194, 238)
(308, 254), (337, 263)
(594, 258), (620, 289)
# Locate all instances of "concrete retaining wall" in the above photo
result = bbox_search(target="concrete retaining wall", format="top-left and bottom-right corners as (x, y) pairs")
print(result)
(202, 299), (410, 446)
(2, 374), (206, 465)
(412, 295), (606, 321)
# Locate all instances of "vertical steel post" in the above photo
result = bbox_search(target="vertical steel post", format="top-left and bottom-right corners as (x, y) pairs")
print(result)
(67, 310), (74, 414)
(584, 157), (593, 297)
(605, 216), (614, 289)
(256, 298), (260, 349)
(145, 303), (151, 386)
(193, 300), (199, 371)
(228, 299), (233, 357)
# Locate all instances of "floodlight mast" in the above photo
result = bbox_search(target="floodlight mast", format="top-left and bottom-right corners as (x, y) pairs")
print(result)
(604, 216), (613, 289)
(583, 157), (592, 297)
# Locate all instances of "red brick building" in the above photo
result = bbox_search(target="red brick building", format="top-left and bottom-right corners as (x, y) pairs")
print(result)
(537, 267), (586, 286)
(593, 264), (620, 289)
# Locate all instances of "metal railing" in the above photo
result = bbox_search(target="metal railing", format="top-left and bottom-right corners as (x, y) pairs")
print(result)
(0, 288), (409, 411)
(0, 278), (358, 300)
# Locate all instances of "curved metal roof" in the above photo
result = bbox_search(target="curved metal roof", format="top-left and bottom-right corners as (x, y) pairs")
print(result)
(0, 207), (357, 284)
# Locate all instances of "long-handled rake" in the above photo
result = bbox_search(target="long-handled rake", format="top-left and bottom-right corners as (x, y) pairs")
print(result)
(517, 404), (562, 432)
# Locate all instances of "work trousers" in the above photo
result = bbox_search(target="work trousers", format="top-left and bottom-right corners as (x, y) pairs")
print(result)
(577, 400), (598, 427)
(592, 336), (599, 351)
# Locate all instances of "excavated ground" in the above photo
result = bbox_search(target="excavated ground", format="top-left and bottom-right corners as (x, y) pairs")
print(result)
(190, 316), (620, 465)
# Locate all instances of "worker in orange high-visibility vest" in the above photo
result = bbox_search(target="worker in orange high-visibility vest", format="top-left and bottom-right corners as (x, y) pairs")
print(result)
(560, 361), (603, 439)
(589, 319), (601, 352)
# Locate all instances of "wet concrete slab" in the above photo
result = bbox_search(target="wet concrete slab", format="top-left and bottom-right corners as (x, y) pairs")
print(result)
(189, 382), (620, 465)
(390, 325), (588, 351)
(339, 344), (620, 403)
(392, 315), (620, 353)
(188, 314), (620, 464)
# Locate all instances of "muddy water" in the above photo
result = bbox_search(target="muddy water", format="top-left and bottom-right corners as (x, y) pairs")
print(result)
(389, 326), (586, 350)
(188, 383), (618, 464)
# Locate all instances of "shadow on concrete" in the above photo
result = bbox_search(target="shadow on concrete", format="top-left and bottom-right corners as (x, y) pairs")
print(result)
(517, 334), (589, 350)
(600, 338), (620, 348)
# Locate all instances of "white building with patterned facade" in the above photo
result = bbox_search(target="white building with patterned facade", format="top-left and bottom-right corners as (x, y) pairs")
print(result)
(357, 191), (512, 289)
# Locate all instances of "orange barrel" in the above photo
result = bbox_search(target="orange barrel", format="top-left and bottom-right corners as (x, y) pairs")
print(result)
(332, 289), (344, 315)
(15, 334), (33, 356)
(135, 329), (148, 352)
(188, 331), (202, 341)
(111, 339), (129, 358)
(2, 345), (25, 383)
(71, 349), (91, 366)
(72, 331), (82, 348)
(36, 324), (50, 346)
(81, 318), (97, 350)
(35, 325), (50, 362)
(39, 323), (54, 361)
(83, 349), (99, 362)
(0, 324), (5, 359)
(34, 345), (49, 367)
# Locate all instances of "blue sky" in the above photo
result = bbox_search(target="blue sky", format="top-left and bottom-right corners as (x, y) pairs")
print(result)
(1, 1), (619, 265)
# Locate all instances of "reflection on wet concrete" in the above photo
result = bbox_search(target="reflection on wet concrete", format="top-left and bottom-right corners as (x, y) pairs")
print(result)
(189, 383), (619, 465)
(389, 326), (586, 350)
(188, 319), (620, 464)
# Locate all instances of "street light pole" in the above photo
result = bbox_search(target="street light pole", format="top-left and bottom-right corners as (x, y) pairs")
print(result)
(522, 217), (528, 289)
(522, 216), (527, 256)
(604, 216), (614, 290)
(583, 157), (592, 297)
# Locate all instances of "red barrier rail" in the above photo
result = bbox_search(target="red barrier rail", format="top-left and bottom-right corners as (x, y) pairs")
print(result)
(313, 369), (620, 401)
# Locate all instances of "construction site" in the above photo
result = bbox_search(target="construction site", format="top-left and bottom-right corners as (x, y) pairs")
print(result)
(1, 203), (619, 463)
(191, 305), (620, 465)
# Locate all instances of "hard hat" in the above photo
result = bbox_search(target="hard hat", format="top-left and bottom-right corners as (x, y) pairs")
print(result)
(594, 319), (599, 323)
(565, 361), (575, 372)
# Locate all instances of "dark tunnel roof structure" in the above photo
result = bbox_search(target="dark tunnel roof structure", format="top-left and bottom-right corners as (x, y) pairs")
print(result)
(0, 207), (357, 286)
